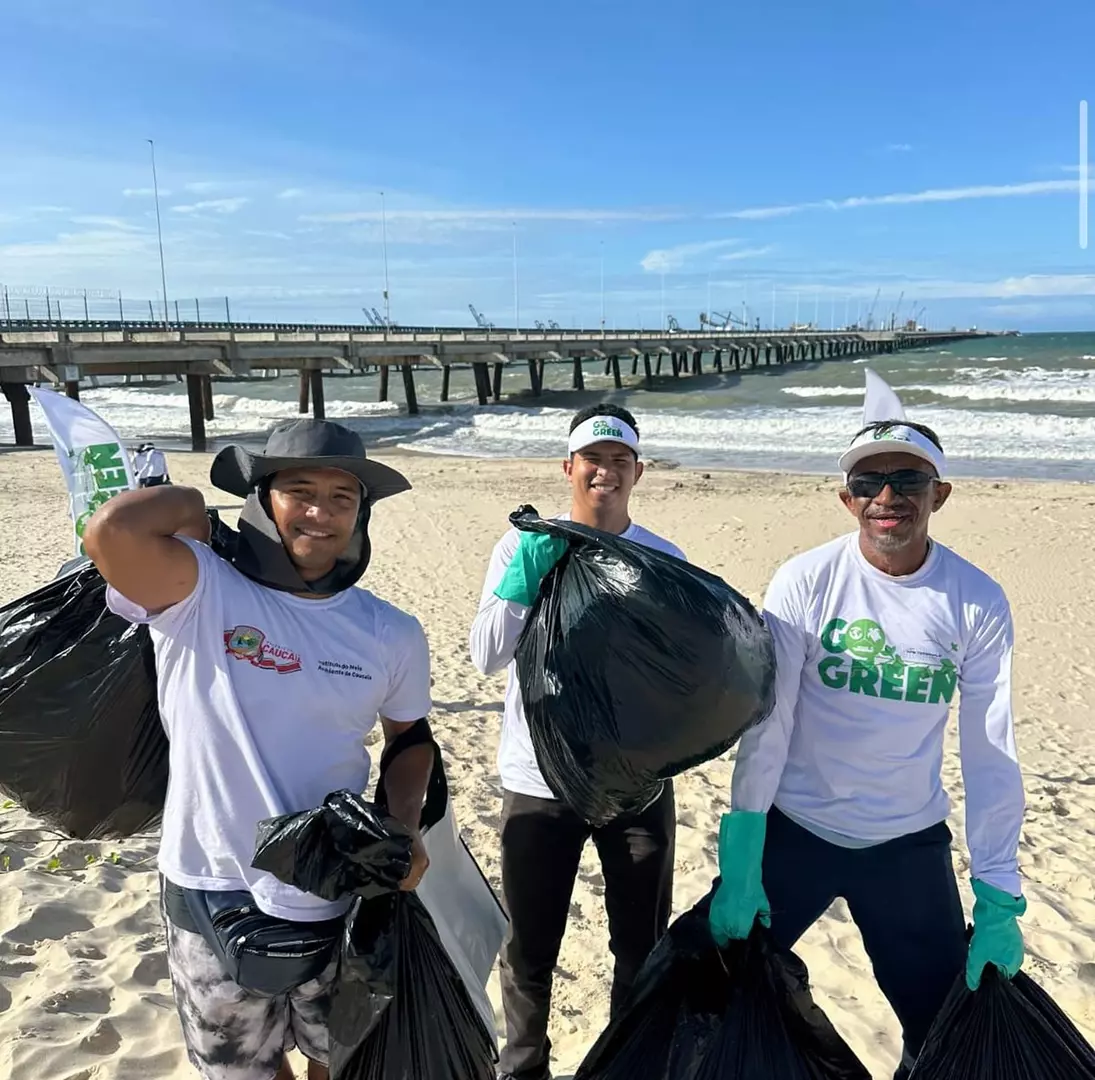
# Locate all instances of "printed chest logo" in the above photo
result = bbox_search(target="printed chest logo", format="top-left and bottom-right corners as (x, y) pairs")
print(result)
(224, 625), (302, 675)
(817, 617), (958, 705)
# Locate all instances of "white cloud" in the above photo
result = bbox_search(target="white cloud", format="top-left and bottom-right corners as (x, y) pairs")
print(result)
(69, 215), (144, 232)
(171, 197), (250, 215)
(184, 181), (221, 194)
(277, 188), (305, 199)
(787, 273), (1095, 302)
(886, 143), (914, 153)
(640, 238), (745, 273)
(716, 179), (1079, 221)
(717, 245), (775, 262)
(303, 207), (681, 225)
(122, 187), (171, 198)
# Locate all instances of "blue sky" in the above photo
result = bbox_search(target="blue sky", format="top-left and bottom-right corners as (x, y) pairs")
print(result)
(1, 0), (1094, 331)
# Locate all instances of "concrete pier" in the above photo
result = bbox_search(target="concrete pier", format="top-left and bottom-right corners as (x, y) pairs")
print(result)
(0, 323), (997, 450)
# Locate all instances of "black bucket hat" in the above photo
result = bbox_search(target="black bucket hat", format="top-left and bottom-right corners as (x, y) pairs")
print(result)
(210, 418), (410, 503)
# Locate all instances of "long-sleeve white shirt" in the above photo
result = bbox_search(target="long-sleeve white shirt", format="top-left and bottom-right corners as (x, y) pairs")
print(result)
(731, 532), (1025, 896)
(469, 516), (685, 800)
(133, 448), (168, 481)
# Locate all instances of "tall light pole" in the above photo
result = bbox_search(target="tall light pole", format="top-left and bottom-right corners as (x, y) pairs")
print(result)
(512, 222), (520, 331)
(147, 139), (169, 330)
(599, 240), (605, 333)
(380, 191), (391, 328)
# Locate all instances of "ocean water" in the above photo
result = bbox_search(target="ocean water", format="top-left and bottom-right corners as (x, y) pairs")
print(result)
(4, 332), (1095, 482)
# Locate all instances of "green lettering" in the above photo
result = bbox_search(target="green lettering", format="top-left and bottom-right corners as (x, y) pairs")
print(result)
(94, 467), (129, 489)
(905, 666), (930, 704)
(929, 664), (958, 705)
(82, 443), (123, 471)
(817, 656), (848, 689)
(820, 618), (847, 654)
(848, 660), (879, 696)
(879, 662), (905, 701)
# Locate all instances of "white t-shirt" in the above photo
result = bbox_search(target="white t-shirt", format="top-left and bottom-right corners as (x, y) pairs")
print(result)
(731, 531), (1025, 896)
(133, 449), (168, 481)
(469, 515), (685, 800)
(107, 537), (432, 920)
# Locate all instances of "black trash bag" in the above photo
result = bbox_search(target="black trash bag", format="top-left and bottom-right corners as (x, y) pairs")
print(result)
(329, 892), (498, 1080)
(251, 789), (414, 903)
(576, 895), (870, 1080)
(0, 510), (235, 839)
(0, 560), (164, 839)
(512, 507), (776, 825)
(908, 967), (1095, 1079)
(252, 788), (497, 1080)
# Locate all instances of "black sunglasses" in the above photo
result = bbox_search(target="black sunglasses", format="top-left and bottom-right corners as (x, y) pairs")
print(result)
(846, 469), (938, 499)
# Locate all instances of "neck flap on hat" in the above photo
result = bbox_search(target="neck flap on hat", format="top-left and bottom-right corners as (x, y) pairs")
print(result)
(230, 489), (372, 595)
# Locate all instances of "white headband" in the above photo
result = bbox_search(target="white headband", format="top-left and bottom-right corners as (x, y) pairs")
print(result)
(838, 424), (947, 480)
(568, 415), (640, 456)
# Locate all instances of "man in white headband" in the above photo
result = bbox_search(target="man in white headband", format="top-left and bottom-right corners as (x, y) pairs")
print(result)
(469, 404), (684, 1080)
(708, 387), (1026, 1080)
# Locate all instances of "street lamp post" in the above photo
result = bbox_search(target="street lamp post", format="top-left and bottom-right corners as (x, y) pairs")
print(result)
(379, 191), (391, 330)
(147, 139), (169, 330)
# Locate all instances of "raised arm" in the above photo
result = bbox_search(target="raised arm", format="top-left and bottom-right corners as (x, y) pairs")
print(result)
(83, 485), (210, 615)
(468, 529), (532, 675)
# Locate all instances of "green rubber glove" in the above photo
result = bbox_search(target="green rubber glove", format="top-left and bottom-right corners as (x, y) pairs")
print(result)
(966, 877), (1026, 990)
(493, 532), (568, 607)
(709, 810), (770, 945)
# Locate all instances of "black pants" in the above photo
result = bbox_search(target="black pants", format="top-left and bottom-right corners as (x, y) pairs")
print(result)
(498, 784), (676, 1080)
(764, 808), (967, 1076)
(138, 475), (168, 487)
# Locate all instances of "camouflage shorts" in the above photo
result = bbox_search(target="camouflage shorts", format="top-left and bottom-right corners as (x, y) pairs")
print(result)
(162, 900), (337, 1080)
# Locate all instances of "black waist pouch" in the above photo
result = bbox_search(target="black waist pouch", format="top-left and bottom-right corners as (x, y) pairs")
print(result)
(162, 877), (343, 997)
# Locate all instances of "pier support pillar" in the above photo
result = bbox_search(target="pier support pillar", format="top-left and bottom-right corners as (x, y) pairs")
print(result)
(572, 357), (585, 391)
(643, 353), (653, 390)
(631, 355), (639, 376)
(186, 374), (207, 453)
(298, 370), (310, 413)
(492, 362), (504, 402)
(713, 350), (723, 373)
(201, 375), (215, 422)
(610, 355), (622, 389)
(401, 363), (418, 415)
(441, 365), (452, 402)
(656, 353), (663, 375)
(378, 365), (390, 402)
(2, 382), (32, 447)
(473, 362), (490, 406)
(671, 352), (680, 378)
(527, 359), (542, 396)
(65, 380), (80, 401)
(309, 369), (325, 420)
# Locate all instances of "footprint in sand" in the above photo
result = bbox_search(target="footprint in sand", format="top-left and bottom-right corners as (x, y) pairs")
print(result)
(6, 905), (93, 946)
(41, 986), (112, 1015)
(80, 1017), (122, 1055)
(132, 952), (169, 987)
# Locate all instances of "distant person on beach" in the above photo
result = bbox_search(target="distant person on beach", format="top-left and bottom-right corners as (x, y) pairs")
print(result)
(84, 419), (435, 1080)
(470, 404), (685, 1080)
(132, 442), (170, 487)
(709, 418), (1026, 1080)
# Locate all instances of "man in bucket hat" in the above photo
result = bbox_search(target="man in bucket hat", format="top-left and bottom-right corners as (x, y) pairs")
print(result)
(85, 418), (435, 1080)
(708, 384), (1026, 1080)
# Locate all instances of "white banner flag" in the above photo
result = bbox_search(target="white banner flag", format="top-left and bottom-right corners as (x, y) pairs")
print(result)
(28, 388), (137, 554)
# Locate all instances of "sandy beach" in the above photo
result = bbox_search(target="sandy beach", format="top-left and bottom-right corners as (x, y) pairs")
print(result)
(2, 446), (1094, 1080)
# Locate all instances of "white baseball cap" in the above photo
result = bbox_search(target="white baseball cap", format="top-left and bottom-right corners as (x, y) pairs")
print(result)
(568, 414), (640, 456)
(838, 423), (947, 479)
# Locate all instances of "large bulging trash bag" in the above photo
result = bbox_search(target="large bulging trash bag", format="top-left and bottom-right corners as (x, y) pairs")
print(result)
(908, 967), (1095, 1079)
(576, 894), (870, 1080)
(0, 510), (235, 839)
(512, 508), (776, 825)
(253, 787), (498, 1080)
(0, 559), (164, 839)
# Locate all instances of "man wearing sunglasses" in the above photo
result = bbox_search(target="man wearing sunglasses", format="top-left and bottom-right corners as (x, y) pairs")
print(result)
(708, 419), (1025, 1080)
